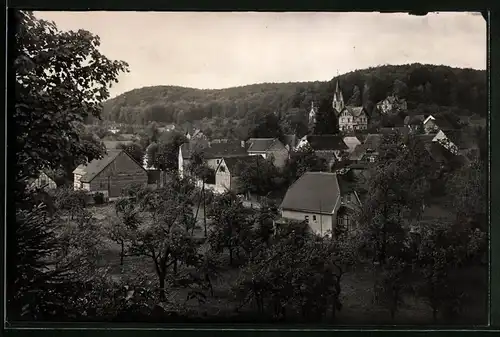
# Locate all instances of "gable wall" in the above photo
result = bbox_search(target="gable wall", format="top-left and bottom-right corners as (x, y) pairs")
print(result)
(90, 151), (147, 198)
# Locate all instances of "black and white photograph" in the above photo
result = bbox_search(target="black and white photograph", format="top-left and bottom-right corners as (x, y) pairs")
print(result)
(8, 11), (488, 326)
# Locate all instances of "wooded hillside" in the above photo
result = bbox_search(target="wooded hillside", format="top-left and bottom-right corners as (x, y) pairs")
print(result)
(101, 63), (486, 138)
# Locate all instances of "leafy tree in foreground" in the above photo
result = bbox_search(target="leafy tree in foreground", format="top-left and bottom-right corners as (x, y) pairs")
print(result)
(125, 179), (200, 299)
(207, 191), (253, 266)
(10, 10), (129, 320)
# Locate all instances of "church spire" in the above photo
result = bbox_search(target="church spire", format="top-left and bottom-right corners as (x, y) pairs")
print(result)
(333, 80), (344, 113)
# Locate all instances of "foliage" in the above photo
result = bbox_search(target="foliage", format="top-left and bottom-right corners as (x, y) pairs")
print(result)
(207, 192), (253, 266)
(235, 157), (281, 197)
(284, 144), (329, 184)
(232, 229), (359, 321)
(10, 10), (128, 320)
(117, 142), (145, 164)
(121, 178), (202, 299)
(101, 64), (486, 140)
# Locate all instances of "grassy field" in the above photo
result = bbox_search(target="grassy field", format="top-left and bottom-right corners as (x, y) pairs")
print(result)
(86, 203), (487, 326)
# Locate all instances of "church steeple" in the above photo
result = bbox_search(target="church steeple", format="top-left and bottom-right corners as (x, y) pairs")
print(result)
(333, 80), (344, 113)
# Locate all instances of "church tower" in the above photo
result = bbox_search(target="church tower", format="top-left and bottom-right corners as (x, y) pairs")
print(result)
(308, 101), (317, 133)
(332, 81), (345, 114)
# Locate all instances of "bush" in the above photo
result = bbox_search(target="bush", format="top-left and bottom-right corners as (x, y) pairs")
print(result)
(93, 192), (105, 205)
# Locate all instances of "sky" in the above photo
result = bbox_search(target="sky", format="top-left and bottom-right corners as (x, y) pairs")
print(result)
(34, 11), (487, 98)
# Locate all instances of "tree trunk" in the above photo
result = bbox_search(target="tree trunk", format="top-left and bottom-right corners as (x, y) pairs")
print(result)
(159, 276), (166, 300)
(228, 247), (233, 266)
(120, 241), (124, 266)
(203, 183), (207, 237)
(173, 259), (178, 275)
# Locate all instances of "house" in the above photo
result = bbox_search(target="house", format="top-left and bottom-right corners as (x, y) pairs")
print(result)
(73, 149), (148, 200)
(103, 140), (134, 150)
(404, 114), (426, 131)
(423, 115), (455, 134)
(432, 129), (478, 157)
(108, 126), (120, 134)
(246, 138), (288, 168)
(30, 171), (57, 190)
(349, 133), (383, 163)
(343, 136), (362, 153)
(376, 95), (408, 115)
(179, 140), (248, 178)
(207, 155), (266, 194)
(283, 134), (299, 152)
(296, 135), (349, 168)
(279, 172), (361, 236)
(332, 81), (369, 131)
(185, 129), (207, 141)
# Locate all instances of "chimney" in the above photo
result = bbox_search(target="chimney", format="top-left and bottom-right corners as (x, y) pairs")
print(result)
(241, 140), (246, 148)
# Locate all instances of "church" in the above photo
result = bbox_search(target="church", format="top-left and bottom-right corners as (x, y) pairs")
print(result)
(309, 81), (369, 132)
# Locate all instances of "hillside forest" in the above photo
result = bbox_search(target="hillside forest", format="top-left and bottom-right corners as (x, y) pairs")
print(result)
(99, 64), (487, 139)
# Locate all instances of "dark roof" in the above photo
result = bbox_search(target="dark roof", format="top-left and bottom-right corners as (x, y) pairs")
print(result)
(415, 134), (436, 144)
(426, 115), (455, 130)
(283, 134), (298, 148)
(349, 134), (383, 161)
(345, 106), (366, 117)
(247, 138), (282, 152)
(425, 142), (469, 167)
(222, 155), (264, 175)
(364, 134), (383, 149)
(442, 130), (477, 150)
(305, 135), (349, 151)
(75, 149), (123, 183)
(280, 172), (341, 214)
(404, 114), (426, 125)
(379, 127), (409, 136)
(205, 141), (248, 159)
(103, 140), (134, 149)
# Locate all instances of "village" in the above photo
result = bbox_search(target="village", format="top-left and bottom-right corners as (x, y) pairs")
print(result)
(33, 81), (482, 239)
(12, 10), (487, 326)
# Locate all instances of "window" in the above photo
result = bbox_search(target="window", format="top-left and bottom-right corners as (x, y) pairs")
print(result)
(216, 160), (220, 164)
(80, 181), (83, 189)
(304, 215), (309, 223)
(100, 181), (106, 188)
(313, 215), (317, 221)
(369, 156), (375, 163)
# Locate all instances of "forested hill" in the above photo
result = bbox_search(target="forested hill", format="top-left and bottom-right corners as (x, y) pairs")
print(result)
(101, 63), (486, 138)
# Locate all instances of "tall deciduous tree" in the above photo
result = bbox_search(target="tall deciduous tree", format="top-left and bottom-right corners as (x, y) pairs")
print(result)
(10, 10), (129, 319)
(348, 85), (362, 106)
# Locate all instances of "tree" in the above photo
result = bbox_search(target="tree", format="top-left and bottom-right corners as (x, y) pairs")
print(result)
(313, 98), (338, 135)
(10, 10), (129, 319)
(392, 79), (409, 98)
(348, 85), (362, 106)
(446, 160), (486, 229)
(125, 180), (200, 299)
(284, 144), (328, 183)
(145, 121), (160, 144)
(109, 197), (141, 266)
(235, 157), (280, 197)
(117, 142), (145, 164)
(145, 142), (159, 168)
(250, 111), (284, 140)
(207, 192), (252, 266)
(232, 229), (358, 321)
(413, 220), (487, 323)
